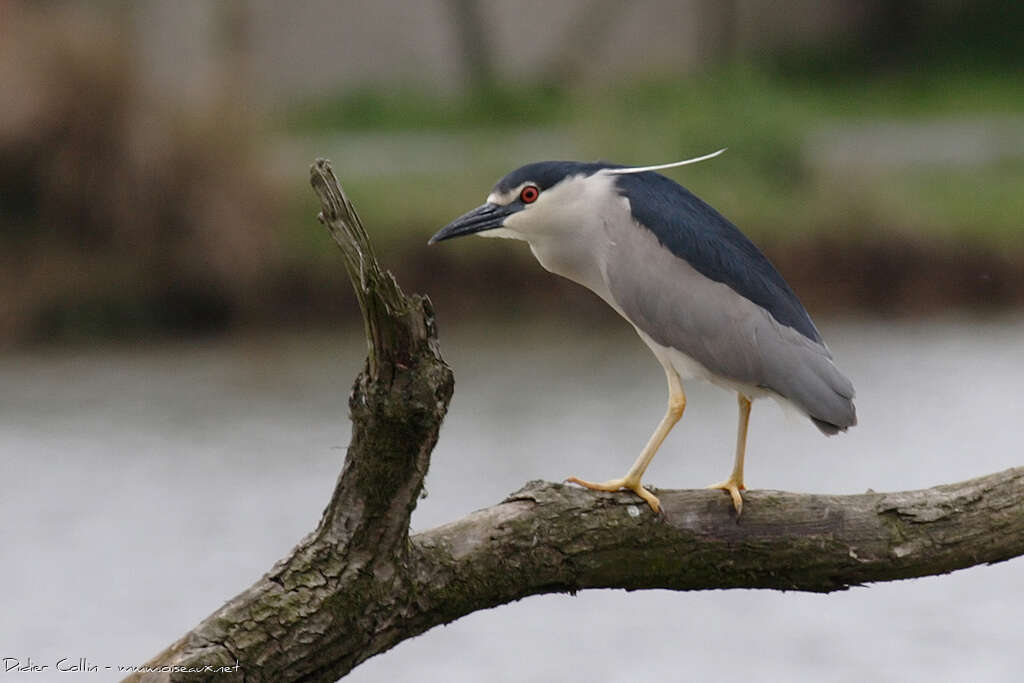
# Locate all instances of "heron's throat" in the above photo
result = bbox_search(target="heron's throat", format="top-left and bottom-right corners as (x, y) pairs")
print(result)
(526, 231), (610, 302)
(476, 227), (520, 240)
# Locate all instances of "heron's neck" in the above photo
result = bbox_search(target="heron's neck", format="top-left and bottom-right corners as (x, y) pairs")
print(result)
(508, 172), (626, 306)
(526, 228), (614, 306)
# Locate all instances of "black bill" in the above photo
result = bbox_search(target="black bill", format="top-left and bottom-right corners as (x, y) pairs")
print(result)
(428, 203), (514, 244)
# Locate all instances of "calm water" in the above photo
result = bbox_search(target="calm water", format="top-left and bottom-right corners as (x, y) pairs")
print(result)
(2, 316), (1022, 682)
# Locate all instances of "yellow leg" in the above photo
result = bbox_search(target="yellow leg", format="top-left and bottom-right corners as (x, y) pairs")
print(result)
(567, 365), (685, 513)
(707, 394), (752, 515)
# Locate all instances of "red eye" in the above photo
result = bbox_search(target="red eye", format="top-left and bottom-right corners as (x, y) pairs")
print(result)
(519, 185), (539, 203)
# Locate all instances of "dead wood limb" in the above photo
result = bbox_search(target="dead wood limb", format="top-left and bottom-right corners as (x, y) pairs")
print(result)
(125, 162), (1024, 683)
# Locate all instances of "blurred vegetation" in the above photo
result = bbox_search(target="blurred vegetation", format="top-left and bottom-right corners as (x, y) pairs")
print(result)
(0, 6), (285, 345)
(284, 66), (1024, 250)
(1, 1), (1021, 346)
(288, 83), (569, 133)
(278, 63), (1024, 330)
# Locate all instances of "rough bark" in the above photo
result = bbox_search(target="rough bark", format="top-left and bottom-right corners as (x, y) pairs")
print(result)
(125, 162), (1024, 683)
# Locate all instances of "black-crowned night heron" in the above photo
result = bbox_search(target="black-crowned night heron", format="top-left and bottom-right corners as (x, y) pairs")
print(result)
(429, 150), (856, 515)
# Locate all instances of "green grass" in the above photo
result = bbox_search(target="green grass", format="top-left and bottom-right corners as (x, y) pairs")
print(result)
(283, 65), (1024, 249)
(286, 82), (570, 133)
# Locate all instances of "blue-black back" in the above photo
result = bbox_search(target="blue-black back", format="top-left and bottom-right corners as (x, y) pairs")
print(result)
(613, 170), (822, 343)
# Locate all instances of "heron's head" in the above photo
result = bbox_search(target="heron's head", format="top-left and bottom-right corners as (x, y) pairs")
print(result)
(428, 161), (613, 245)
(428, 151), (726, 246)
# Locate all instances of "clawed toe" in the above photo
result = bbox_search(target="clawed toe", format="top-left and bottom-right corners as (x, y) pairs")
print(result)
(566, 476), (661, 513)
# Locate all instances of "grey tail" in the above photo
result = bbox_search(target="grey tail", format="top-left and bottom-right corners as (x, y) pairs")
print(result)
(811, 412), (857, 436)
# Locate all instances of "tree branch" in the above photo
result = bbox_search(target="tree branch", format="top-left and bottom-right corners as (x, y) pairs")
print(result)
(125, 163), (1024, 683)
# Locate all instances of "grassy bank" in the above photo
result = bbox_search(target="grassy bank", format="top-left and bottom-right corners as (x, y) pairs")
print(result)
(283, 66), (1024, 250)
(5, 60), (1023, 345)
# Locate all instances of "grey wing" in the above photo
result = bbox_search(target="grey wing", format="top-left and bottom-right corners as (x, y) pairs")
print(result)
(604, 225), (856, 432)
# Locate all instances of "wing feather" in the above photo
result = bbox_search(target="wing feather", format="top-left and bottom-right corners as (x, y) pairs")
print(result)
(613, 171), (823, 343)
(604, 215), (856, 431)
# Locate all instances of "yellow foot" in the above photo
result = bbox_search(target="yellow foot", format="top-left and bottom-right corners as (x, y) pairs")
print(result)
(566, 476), (661, 513)
(706, 478), (746, 516)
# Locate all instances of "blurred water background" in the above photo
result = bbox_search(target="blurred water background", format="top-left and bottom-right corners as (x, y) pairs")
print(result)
(3, 317), (1023, 681)
(1, 1), (1022, 681)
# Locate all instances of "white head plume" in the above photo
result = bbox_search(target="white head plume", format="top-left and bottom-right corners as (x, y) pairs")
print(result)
(601, 148), (727, 175)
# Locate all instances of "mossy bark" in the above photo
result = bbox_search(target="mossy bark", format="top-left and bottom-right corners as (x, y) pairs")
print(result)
(125, 163), (1024, 683)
